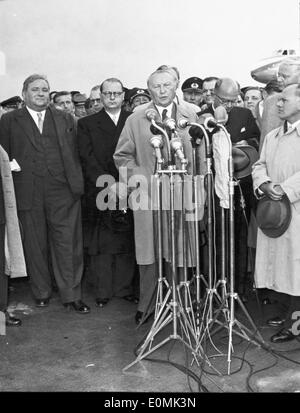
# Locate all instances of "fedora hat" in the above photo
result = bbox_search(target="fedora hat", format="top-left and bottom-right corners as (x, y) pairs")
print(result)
(256, 194), (291, 238)
(232, 144), (259, 179)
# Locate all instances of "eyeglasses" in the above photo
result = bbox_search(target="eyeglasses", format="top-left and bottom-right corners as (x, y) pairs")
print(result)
(90, 98), (101, 104)
(215, 94), (237, 105)
(101, 91), (123, 98)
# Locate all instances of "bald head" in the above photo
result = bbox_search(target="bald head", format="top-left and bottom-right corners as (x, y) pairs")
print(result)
(214, 78), (240, 112)
(215, 78), (239, 98)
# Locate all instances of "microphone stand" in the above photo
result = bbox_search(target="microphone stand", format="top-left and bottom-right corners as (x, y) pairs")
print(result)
(123, 122), (213, 373)
(204, 124), (265, 375)
(186, 123), (221, 343)
(150, 121), (171, 314)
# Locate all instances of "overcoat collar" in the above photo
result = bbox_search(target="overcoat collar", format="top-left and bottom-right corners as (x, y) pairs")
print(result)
(95, 108), (129, 136)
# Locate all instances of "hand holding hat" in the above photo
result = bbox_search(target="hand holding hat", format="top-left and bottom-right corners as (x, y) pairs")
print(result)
(256, 193), (291, 238)
(259, 182), (284, 201)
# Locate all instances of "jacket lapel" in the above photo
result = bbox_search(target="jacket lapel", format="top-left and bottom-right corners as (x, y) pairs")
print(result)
(15, 107), (40, 150)
(49, 106), (67, 148)
(96, 109), (117, 136)
(115, 109), (131, 135)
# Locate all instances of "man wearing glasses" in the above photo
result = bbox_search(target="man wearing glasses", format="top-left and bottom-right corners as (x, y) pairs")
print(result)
(77, 78), (136, 309)
(198, 77), (260, 302)
(198, 78), (260, 148)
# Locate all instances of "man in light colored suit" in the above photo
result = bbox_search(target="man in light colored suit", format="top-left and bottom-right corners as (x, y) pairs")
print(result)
(114, 67), (199, 324)
(259, 57), (300, 153)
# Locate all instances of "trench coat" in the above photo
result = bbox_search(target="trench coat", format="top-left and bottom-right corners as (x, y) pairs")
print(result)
(113, 101), (205, 266)
(252, 123), (300, 296)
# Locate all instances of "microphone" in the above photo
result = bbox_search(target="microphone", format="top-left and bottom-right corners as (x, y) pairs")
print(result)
(203, 116), (218, 129)
(163, 118), (176, 133)
(150, 135), (163, 163)
(203, 106), (228, 129)
(189, 125), (205, 143)
(214, 105), (228, 125)
(150, 135), (163, 149)
(170, 137), (186, 162)
(145, 108), (159, 123)
(177, 118), (190, 129)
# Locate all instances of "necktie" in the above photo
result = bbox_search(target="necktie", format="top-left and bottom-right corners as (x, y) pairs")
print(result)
(37, 112), (43, 134)
(162, 109), (168, 121)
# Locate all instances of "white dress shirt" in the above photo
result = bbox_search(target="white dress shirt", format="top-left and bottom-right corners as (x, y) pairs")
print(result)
(155, 102), (174, 119)
(26, 106), (46, 130)
(106, 109), (121, 125)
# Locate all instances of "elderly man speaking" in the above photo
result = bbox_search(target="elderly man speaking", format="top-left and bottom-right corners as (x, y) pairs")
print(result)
(252, 83), (300, 343)
(114, 67), (200, 324)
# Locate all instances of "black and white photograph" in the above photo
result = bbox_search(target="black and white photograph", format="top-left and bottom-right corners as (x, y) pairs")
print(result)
(1, 0), (300, 396)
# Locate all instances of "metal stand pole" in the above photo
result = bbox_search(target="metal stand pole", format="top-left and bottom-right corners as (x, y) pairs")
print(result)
(123, 133), (210, 372)
(199, 125), (265, 375)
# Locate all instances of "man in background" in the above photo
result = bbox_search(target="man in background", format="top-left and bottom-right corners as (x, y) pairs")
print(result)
(181, 76), (203, 108)
(78, 78), (136, 308)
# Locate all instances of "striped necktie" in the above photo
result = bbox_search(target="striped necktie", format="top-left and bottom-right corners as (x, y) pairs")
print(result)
(37, 112), (43, 134)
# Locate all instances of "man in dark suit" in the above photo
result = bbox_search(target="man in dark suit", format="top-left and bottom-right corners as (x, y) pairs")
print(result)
(198, 78), (260, 300)
(77, 78), (136, 308)
(0, 74), (90, 314)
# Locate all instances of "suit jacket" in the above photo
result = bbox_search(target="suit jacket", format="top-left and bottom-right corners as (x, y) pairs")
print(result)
(198, 105), (260, 150)
(0, 106), (84, 210)
(77, 107), (132, 186)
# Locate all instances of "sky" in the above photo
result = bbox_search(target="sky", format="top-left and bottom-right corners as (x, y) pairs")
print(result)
(0, 0), (299, 100)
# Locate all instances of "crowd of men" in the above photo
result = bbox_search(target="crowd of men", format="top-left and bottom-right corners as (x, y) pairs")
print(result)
(1, 59), (300, 344)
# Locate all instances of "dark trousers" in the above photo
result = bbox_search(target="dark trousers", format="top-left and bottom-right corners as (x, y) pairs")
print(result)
(270, 290), (300, 329)
(89, 252), (135, 300)
(213, 178), (254, 296)
(138, 263), (157, 313)
(19, 173), (83, 304)
(0, 223), (8, 312)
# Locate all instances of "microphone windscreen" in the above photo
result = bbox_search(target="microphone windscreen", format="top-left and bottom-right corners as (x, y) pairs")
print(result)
(145, 108), (158, 122)
(177, 118), (189, 129)
(164, 118), (176, 131)
(189, 125), (204, 140)
(214, 105), (228, 124)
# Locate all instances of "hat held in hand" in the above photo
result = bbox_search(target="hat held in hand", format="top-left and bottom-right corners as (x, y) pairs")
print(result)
(232, 144), (259, 179)
(256, 194), (292, 238)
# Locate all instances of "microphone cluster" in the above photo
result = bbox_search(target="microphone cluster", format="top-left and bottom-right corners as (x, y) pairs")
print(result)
(146, 105), (229, 165)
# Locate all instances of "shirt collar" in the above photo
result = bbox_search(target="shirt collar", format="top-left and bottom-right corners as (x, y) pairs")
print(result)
(155, 102), (174, 119)
(276, 119), (300, 138)
(26, 106), (46, 119)
(105, 109), (121, 123)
